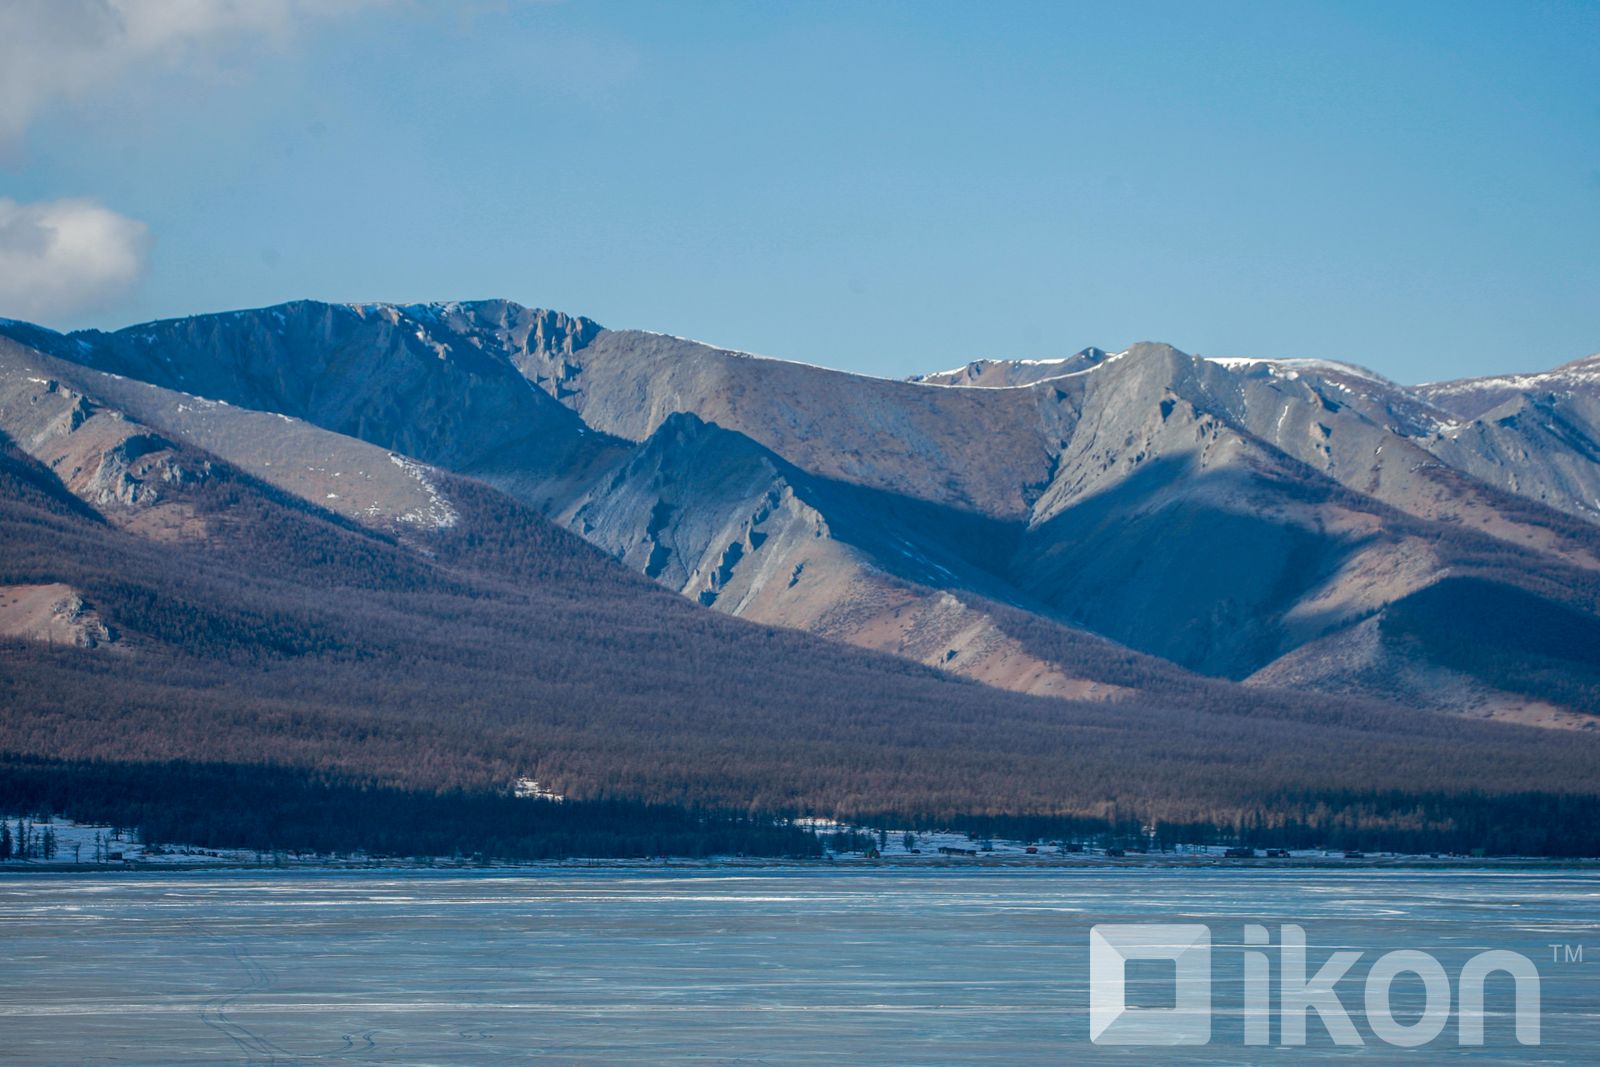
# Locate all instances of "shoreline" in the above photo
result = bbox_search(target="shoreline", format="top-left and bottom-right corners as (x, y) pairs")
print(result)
(4, 854), (1599, 877)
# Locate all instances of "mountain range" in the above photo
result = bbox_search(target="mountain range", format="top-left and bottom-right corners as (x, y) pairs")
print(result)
(3, 300), (1599, 851)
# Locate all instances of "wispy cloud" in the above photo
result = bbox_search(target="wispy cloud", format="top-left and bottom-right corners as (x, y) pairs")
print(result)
(0, 197), (151, 323)
(0, 0), (388, 153)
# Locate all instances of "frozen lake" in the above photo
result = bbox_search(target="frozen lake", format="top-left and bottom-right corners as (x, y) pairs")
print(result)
(0, 868), (1595, 1064)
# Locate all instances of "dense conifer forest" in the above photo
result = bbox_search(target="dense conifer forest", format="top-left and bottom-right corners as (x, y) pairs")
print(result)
(0, 755), (822, 860)
(4, 433), (1600, 858)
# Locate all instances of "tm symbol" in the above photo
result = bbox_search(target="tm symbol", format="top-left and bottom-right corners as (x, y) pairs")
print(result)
(1548, 944), (1585, 964)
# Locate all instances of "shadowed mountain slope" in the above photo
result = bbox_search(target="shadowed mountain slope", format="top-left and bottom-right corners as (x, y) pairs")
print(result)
(0, 333), (1164, 699)
(5, 401), (1600, 838)
(5, 305), (1600, 727)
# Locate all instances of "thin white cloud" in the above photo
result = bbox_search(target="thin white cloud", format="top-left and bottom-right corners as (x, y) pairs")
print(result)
(0, 0), (389, 152)
(0, 197), (151, 323)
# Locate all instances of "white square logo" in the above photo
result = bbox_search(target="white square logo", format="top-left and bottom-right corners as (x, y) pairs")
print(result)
(1090, 923), (1212, 1045)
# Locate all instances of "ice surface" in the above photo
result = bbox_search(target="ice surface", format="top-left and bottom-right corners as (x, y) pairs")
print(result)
(0, 869), (1593, 1064)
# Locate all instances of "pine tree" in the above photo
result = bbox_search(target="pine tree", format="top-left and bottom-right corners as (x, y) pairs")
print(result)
(0, 823), (11, 862)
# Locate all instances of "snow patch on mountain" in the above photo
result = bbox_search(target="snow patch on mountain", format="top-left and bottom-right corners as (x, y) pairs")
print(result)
(387, 454), (459, 529)
(1421, 361), (1600, 395)
(909, 348), (1121, 389)
(921, 355), (1077, 379)
(1206, 355), (1391, 384)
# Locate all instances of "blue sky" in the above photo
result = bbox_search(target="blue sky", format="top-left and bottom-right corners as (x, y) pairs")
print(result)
(1, 0), (1594, 383)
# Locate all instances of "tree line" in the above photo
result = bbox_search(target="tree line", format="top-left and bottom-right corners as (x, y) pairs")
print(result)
(0, 755), (822, 862)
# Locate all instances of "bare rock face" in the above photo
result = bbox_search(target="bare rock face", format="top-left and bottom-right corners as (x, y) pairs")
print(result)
(556, 412), (821, 604)
(36, 300), (598, 477)
(0, 357), (210, 520)
(0, 338), (470, 541)
(534, 410), (1160, 698)
(0, 583), (115, 648)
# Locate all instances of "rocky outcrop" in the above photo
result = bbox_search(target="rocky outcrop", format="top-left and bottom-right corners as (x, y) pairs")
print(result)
(0, 583), (116, 648)
(0, 338), (469, 540)
(0, 360), (210, 518)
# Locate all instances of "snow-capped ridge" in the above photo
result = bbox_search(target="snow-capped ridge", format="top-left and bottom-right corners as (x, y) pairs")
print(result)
(908, 347), (1119, 389)
(1420, 354), (1600, 395)
(1203, 355), (1392, 385)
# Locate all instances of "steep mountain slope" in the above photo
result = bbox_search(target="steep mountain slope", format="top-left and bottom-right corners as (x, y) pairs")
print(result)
(1424, 392), (1600, 525)
(537, 410), (1166, 698)
(516, 327), (1070, 519)
(6, 380), (1600, 846)
(7, 305), (1600, 727)
(10, 301), (616, 507)
(0, 336), (462, 538)
(0, 330), (1161, 699)
(1247, 572), (1600, 728)
(1202, 355), (1600, 554)
(913, 346), (1600, 535)
(903, 344), (1600, 686)
(4, 384), (1163, 817)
